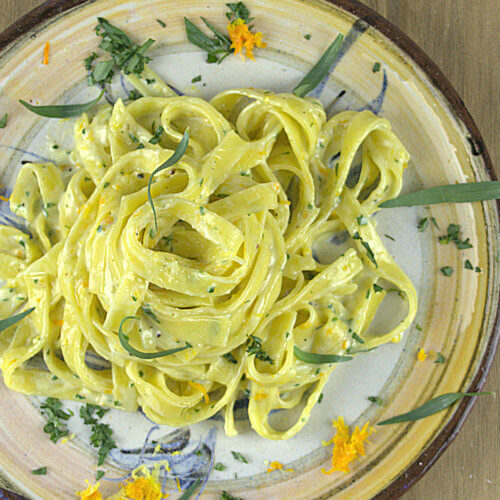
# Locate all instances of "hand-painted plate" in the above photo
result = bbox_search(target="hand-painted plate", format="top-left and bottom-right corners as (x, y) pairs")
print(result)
(0, 1), (498, 499)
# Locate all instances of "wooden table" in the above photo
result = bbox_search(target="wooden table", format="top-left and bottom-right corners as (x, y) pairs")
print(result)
(1, 1), (498, 498)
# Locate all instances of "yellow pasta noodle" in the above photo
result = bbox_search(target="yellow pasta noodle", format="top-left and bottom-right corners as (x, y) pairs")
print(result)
(0, 72), (416, 439)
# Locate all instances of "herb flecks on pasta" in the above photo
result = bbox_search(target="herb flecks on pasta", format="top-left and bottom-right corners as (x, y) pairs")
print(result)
(0, 73), (416, 440)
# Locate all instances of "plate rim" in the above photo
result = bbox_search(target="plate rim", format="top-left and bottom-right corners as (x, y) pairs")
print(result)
(0, 0), (498, 498)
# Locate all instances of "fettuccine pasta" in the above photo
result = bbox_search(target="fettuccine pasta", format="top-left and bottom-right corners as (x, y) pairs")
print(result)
(0, 68), (416, 439)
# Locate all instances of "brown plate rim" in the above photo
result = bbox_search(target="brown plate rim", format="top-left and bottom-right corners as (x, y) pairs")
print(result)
(0, 0), (498, 499)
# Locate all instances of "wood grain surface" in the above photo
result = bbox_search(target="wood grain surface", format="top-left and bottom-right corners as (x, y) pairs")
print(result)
(0, 1), (498, 499)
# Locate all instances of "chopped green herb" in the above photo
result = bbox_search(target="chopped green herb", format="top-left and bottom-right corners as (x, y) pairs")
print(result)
(318, 393), (324, 403)
(373, 283), (383, 292)
(384, 234), (395, 241)
(103, 182), (110, 188)
(214, 462), (227, 471)
(304, 34), (311, 40)
(372, 62), (381, 73)
(417, 217), (429, 232)
(440, 266), (453, 276)
(0, 113), (7, 128)
(40, 398), (71, 443)
(221, 491), (243, 500)
(464, 259), (473, 270)
(352, 332), (364, 344)
(191, 75), (202, 83)
(75, 394), (85, 400)
(32, 467), (47, 475)
(156, 19), (166, 28)
(247, 335), (273, 364)
(223, 352), (237, 364)
(415, 323), (422, 331)
(434, 352), (445, 364)
(378, 392), (491, 425)
(361, 241), (378, 267)
(149, 125), (164, 144)
(94, 18), (155, 76)
(199, 206), (206, 215)
(96, 470), (105, 481)
(226, 2), (253, 24)
(179, 479), (201, 500)
(356, 215), (368, 226)
(207, 285), (215, 293)
(430, 217), (439, 229)
(368, 396), (383, 406)
(231, 450), (248, 463)
(475, 266), (482, 273)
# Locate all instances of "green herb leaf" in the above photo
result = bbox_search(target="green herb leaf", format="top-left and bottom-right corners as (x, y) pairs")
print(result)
(0, 307), (35, 333)
(464, 259), (474, 270)
(226, 2), (253, 24)
(440, 266), (453, 276)
(231, 450), (248, 463)
(368, 396), (383, 406)
(96, 470), (105, 481)
(434, 352), (445, 364)
(372, 62), (381, 73)
(247, 335), (273, 364)
(19, 92), (104, 118)
(92, 60), (115, 83)
(292, 33), (344, 97)
(184, 17), (232, 64)
(40, 398), (71, 443)
(304, 34), (311, 40)
(417, 217), (429, 232)
(32, 467), (47, 475)
(179, 479), (201, 500)
(0, 113), (7, 128)
(380, 181), (500, 208)
(223, 352), (238, 364)
(352, 332), (365, 344)
(118, 316), (189, 359)
(221, 491), (244, 500)
(214, 462), (227, 471)
(191, 75), (202, 83)
(156, 19), (166, 28)
(294, 345), (352, 364)
(373, 283), (384, 292)
(378, 392), (491, 425)
(148, 129), (189, 231)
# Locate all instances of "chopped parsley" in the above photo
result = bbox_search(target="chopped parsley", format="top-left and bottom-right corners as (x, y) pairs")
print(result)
(246, 335), (273, 364)
(231, 450), (248, 463)
(40, 398), (71, 443)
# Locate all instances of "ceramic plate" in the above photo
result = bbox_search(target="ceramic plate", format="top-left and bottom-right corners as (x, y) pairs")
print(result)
(0, 1), (498, 499)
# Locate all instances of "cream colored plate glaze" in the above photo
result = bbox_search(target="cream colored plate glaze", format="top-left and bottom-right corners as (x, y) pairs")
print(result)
(0, 1), (498, 499)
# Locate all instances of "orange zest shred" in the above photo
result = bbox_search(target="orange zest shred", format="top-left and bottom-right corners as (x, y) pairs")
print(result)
(266, 460), (294, 473)
(53, 319), (64, 327)
(187, 380), (210, 404)
(417, 348), (427, 361)
(76, 480), (102, 500)
(227, 18), (266, 61)
(43, 42), (50, 65)
(321, 417), (373, 474)
(0, 193), (10, 202)
(254, 390), (267, 401)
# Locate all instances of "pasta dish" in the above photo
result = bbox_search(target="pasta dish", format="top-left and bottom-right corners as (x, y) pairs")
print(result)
(0, 66), (416, 440)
